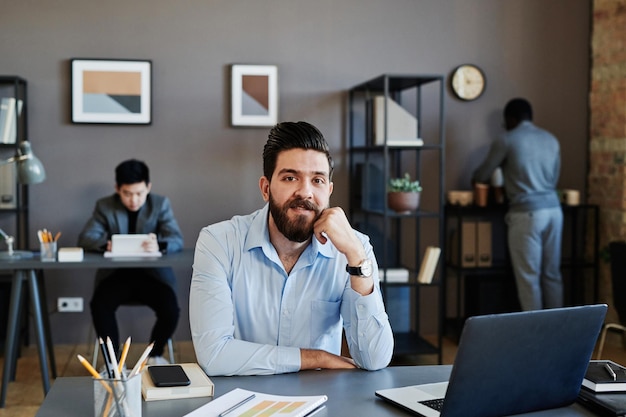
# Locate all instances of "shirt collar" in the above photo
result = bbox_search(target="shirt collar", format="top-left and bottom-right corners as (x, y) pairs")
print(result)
(244, 203), (335, 261)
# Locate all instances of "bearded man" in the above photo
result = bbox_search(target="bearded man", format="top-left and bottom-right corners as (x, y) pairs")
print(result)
(189, 121), (393, 376)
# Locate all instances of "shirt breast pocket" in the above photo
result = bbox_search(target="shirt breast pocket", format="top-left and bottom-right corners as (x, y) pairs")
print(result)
(310, 300), (341, 350)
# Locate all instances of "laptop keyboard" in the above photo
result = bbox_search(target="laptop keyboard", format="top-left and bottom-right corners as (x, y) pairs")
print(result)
(420, 398), (444, 411)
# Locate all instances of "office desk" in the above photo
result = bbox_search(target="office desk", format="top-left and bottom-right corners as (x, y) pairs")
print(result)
(35, 366), (598, 417)
(0, 249), (194, 407)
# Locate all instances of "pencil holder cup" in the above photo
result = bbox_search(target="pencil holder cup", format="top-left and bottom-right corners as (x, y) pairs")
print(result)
(40, 241), (57, 262)
(93, 372), (142, 417)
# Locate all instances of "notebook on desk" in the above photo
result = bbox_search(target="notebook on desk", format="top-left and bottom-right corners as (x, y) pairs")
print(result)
(376, 304), (607, 417)
(103, 234), (162, 258)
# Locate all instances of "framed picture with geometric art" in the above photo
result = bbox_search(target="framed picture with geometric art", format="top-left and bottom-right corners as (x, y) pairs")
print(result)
(71, 58), (152, 124)
(230, 64), (278, 127)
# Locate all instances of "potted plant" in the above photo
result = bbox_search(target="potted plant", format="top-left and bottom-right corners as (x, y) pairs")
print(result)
(387, 172), (422, 213)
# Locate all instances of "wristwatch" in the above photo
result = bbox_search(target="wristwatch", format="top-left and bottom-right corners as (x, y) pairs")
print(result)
(346, 258), (373, 278)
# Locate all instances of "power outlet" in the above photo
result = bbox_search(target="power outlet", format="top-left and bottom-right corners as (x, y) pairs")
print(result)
(58, 297), (83, 312)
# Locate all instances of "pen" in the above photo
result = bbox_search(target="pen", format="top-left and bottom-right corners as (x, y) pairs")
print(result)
(218, 394), (256, 417)
(605, 363), (617, 381)
(99, 337), (115, 379)
(106, 337), (121, 380)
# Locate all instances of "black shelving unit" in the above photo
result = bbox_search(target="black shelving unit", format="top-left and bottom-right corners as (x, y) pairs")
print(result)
(0, 76), (29, 250)
(347, 74), (445, 364)
(0, 76), (30, 351)
(444, 203), (599, 340)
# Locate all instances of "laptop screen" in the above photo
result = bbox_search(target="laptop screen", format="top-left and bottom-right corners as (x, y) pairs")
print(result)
(441, 305), (607, 417)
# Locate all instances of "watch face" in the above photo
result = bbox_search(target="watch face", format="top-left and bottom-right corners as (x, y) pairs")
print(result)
(451, 64), (486, 101)
(361, 259), (373, 277)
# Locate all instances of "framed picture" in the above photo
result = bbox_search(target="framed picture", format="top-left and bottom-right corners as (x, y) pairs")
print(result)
(71, 58), (152, 124)
(231, 64), (278, 127)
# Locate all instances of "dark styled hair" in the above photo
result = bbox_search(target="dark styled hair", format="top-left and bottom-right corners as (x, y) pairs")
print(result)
(262, 121), (334, 180)
(115, 159), (150, 186)
(504, 98), (533, 121)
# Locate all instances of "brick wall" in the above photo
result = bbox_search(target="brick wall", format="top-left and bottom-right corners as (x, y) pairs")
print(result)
(590, 0), (626, 316)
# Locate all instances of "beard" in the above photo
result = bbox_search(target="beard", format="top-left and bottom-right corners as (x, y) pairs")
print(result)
(269, 194), (322, 243)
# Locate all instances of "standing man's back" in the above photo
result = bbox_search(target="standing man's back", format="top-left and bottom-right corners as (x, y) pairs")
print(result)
(498, 121), (561, 211)
(473, 98), (562, 311)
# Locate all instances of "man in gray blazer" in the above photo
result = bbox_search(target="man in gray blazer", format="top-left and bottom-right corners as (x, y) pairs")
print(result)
(78, 159), (184, 365)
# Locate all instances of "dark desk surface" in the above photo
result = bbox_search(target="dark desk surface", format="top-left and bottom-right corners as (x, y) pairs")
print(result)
(0, 248), (195, 270)
(35, 366), (598, 417)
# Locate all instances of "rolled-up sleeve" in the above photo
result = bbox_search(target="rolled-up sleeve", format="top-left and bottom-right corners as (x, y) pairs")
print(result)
(189, 226), (301, 376)
(341, 238), (394, 370)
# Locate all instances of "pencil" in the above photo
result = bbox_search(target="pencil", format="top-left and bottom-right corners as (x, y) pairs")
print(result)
(53, 231), (61, 242)
(130, 342), (154, 377)
(77, 354), (101, 379)
(77, 354), (114, 395)
(118, 336), (131, 375)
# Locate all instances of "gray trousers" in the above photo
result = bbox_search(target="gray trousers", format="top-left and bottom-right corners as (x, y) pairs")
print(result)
(506, 207), (564, 311)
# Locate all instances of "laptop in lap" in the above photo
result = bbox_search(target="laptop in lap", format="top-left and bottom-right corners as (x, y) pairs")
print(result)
(376, 304), (607, 417)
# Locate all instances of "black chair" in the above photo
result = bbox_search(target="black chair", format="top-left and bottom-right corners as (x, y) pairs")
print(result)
(90, 307), (175, 368)
(88, 275), (175, 367)
(596, 241), (626, 358)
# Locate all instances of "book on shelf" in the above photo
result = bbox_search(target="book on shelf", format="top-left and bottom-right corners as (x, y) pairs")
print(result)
(582, 360), (626, 393)
(0, 163), (16, 209)
(417, 246), (441, 284)
(378, 268), (409, 283)
(0, 98), (22, 144)
(141, 362), (214, 401)
(371, 95), (421, 147)
(0, 97), (15, 144)
(183, 387), (327, 417)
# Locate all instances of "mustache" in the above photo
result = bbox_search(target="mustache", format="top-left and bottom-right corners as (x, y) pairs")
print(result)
(288, 198), (319, 211)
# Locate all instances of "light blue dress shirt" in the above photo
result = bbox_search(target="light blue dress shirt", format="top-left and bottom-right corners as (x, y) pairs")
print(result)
(189, 204), (394, 376)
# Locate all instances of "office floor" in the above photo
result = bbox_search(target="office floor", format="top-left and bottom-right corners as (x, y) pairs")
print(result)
(1, 334), (626, 417)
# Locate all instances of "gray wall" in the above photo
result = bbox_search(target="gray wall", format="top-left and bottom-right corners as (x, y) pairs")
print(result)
(0, 0), (591, 344)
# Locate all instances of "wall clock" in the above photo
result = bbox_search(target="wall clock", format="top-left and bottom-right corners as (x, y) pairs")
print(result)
(450, 64), (486, 101)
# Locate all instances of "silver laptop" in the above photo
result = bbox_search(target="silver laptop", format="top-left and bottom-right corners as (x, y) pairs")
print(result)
(104, 234), (162, 258)
(376, 304), (607, 417)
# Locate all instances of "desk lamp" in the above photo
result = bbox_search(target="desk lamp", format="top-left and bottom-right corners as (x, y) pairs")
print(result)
(0, 141), (46, 259)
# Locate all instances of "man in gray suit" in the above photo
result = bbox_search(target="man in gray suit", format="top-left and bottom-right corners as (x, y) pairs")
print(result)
(78, 159), (184, 365)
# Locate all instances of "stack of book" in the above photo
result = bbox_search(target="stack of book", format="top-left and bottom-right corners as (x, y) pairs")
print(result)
(582, 360), (626, 393)
(142, 363), (214, 401)
(578, 360), (626, 416)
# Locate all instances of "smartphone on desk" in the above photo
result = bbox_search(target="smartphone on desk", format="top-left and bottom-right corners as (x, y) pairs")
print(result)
(148, 365), (191, 387)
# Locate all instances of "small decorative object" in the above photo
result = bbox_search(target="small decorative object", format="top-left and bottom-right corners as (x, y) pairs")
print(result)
(231, 64), (278, 127)
(450, 64), (486, 101)
(71, 58), (152, 124)
(387, 173), (422, 213)
(447, 190), (474, 206)
(473, 182), (489, 207)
